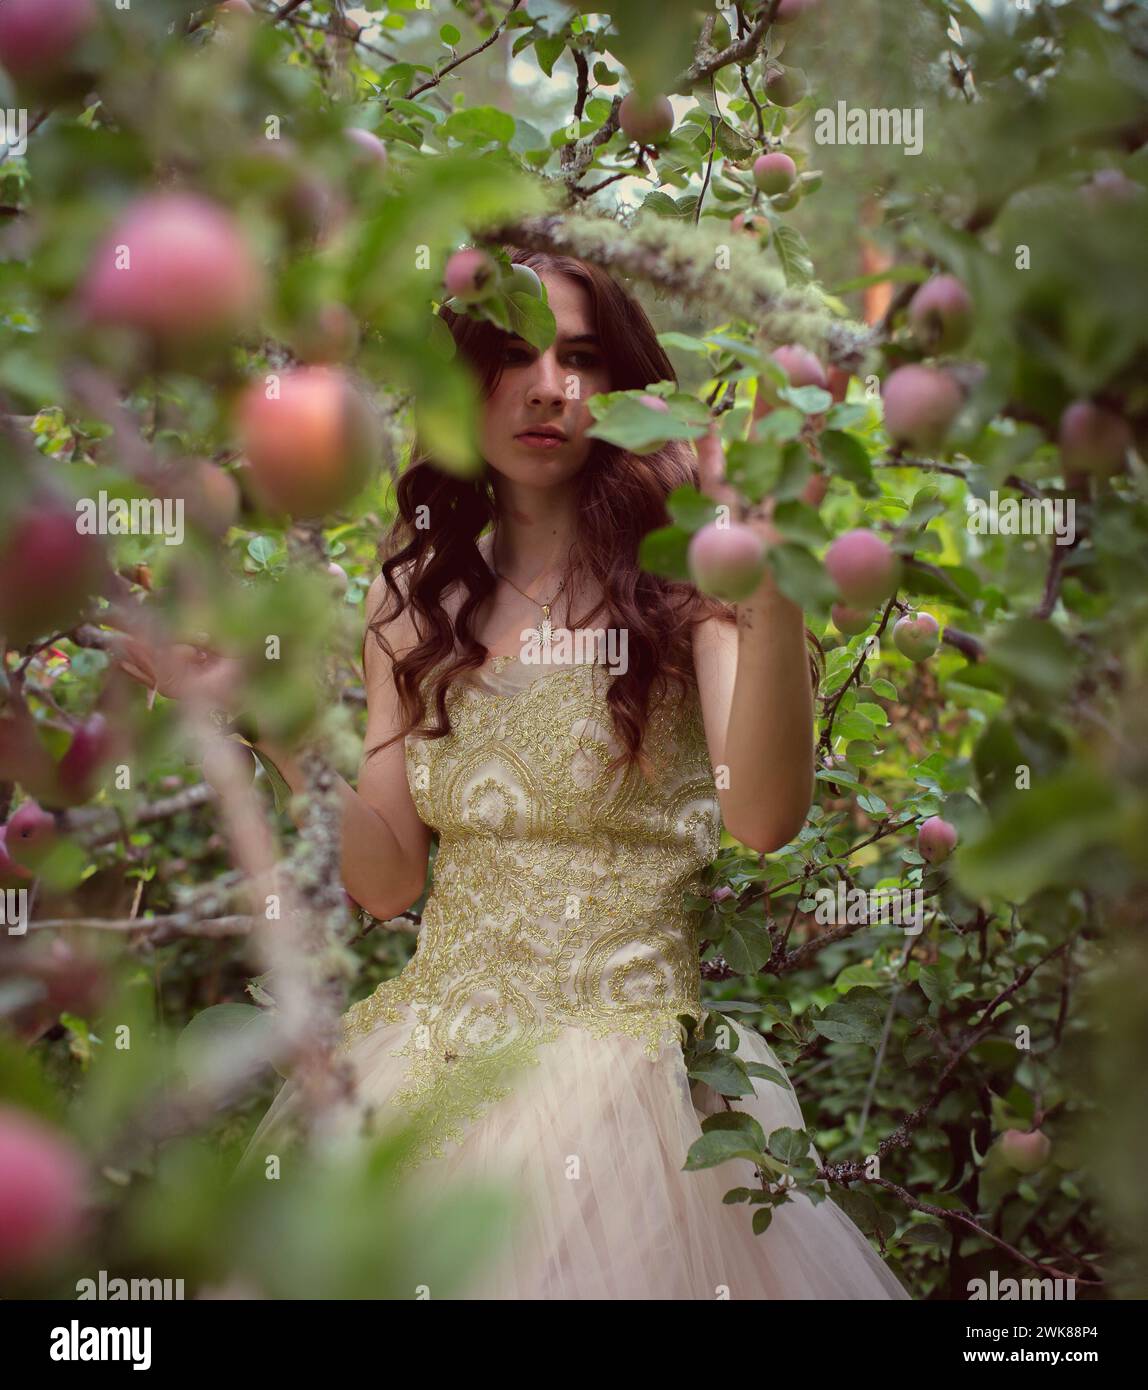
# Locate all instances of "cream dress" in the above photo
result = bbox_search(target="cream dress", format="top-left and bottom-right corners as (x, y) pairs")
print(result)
(243, 652), (910, 1300)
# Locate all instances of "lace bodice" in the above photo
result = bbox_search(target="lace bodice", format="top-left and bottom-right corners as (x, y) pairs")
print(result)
(338, 652), (721, 1164)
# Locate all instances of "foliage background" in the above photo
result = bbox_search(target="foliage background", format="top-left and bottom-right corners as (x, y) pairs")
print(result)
(1, 0), (1146, 1300)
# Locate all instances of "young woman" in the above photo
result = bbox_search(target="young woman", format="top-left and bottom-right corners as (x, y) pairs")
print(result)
(120, 251), (909, 1300)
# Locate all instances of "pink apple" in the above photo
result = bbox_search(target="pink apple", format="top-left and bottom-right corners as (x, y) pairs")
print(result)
(238, 367), (378, 518)
(753, 153), (796, 195)
(0, 500), (107, 648)
(831, 603), (872, 636)
(688, 521), (767, 602)
(0, 1107), (87, 1276)
(1058, 400), (1132, 478)
(824, 529), (900, 607)
(0, 0), (96, 86)
(443, 248), (499, 303)
(918, 815), (958, 864)
(79, 192), (265, 346)
(1000, 1128), (1051, 1175)
(907, 275), (973, 353)
(882, 366), (963, 452)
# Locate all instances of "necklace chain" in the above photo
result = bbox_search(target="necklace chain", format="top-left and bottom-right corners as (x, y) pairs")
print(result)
(491, 563), (566, 649)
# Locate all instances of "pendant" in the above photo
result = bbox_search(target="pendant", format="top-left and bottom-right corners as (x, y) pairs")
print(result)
(539, 604), (553, 650)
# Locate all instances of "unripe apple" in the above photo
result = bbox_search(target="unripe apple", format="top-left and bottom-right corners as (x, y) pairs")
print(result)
(907, 274), (973, 353)
(0, 0), (96, 87)
(753, 153), (796, 195)
(688, 521), (767, 602)
(238, 367), (378, 518)
(201, 739), (257, 795)
(918, 815), (958, 864)
(79, 193), (265, 347)
(824, 529), (900, 607)
(882, 365), (963, 452)
(773, 344), (828, 391)
(5, 800), (56, 871)
(1058, 400), (1132, 478)
(443, 248), (499, 304)
(0, 500), (107, 648)
(893, 611), (940, 662)
(764, 67), (809, 108)
(505, 263), (544, 299)
(618, 92), (675, 145)
(0, 1106), (86, 1276)
(831, 603), (871, 636)
(56, 714), (113, 807)
(345, 126), (388, 167)
(290, 302), (360, 364)
(999, 1128), (1051, 1174)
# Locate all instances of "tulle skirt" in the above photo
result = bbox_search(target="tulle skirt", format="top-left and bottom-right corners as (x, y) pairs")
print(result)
(242, 1001), (911, 1301)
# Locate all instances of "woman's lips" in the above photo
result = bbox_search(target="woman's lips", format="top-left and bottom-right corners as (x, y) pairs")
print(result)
(515, 432), (565, 449)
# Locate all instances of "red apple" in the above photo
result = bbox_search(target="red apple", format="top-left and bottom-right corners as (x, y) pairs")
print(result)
(831, 603), (872, 636)
(753, 153), (796, 195)
(5, 801), (56, 871)
(824, 529), (900, 607)
(443, 248), (499, 304)
(0, 499), (107, 648)
(918, 815), (958, 864)
(908, 274), (973, 353)
(79, 192), (265, 346)
(882, 365), (963, 452)
(238, 367), (378, 518)
(688, 521), (767, 602)
(999, 1128), (1051, 1174)
(1058, 400), (1132, 478)
(893, 611), (940, 662)
(0, 0), (96, 87)
(0, 1107), (87, 1276)
(731, 211), (770, 243)
(55, 714), (114, 807)
(618, 92), (675, 145)
(0, 826), (33, 889)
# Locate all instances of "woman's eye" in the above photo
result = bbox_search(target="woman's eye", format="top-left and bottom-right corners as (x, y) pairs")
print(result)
(503, 347), (533, 364)
(566, 352), (600, 369)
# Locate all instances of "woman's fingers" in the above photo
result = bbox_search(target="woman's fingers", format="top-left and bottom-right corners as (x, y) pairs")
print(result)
(695, 421), (741, 512)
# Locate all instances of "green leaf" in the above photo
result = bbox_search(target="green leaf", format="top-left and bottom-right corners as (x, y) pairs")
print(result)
(666, 485), (718, 533)
(773, 224), (814, 285)
(506, 290), (557, 351)
(811, 988), (888, 1049)
(586, 395), (704, 454)
(767, 1126), (811, 1164)
(440, 106), (516, 145)
(638, 525), (690, 582)
(820, 430), (875, 487)
(535, 36), (565, 77)
(781, 385), (833, 415)
(985, 618), (1079, 700)
(718, 919), (774, 974)
(766, 542), (837, 614)
(439, 23), (461, 45)
(688, 1051), (755, 1098)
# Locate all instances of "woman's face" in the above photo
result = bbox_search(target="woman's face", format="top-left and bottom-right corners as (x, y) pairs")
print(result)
(479, 271), (612, 490)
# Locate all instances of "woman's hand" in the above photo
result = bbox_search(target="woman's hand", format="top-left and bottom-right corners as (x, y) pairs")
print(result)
(109, 632), (243, 710)
(694, 421), (784, 551)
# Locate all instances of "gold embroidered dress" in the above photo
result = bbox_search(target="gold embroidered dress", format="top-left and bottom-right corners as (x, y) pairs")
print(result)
(243, 652), (910, 1300)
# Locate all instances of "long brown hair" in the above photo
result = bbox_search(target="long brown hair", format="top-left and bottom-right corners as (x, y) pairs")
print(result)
(366, 249), (819, 777)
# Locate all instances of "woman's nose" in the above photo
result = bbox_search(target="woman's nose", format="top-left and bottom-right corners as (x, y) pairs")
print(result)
(524, 353), (566, 409)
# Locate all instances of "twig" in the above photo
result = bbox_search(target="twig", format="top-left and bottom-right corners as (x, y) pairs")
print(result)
(406, 0), (523, 100)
